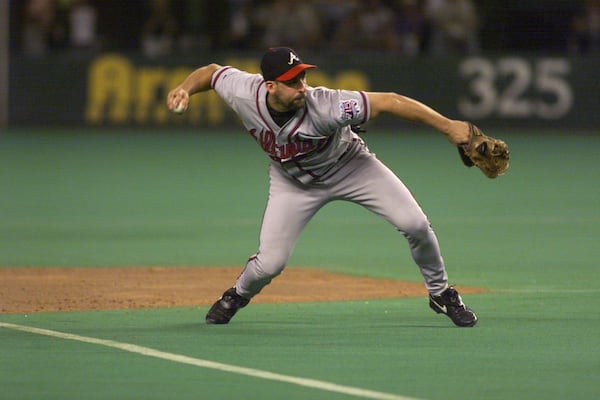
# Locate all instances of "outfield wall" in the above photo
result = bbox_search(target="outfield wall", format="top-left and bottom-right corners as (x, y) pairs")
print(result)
(9, 51), (600, 130)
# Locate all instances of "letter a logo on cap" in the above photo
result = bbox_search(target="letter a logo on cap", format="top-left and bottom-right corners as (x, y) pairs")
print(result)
(288, 51), (300, 65)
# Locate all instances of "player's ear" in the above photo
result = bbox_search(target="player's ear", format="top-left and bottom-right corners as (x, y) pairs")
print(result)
(265, 80), (276, 92)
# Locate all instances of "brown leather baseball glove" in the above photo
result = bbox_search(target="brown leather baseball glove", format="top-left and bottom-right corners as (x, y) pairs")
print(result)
(458, 123), (510, 178)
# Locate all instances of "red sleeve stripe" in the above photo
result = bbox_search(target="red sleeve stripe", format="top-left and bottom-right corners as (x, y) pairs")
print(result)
(359, 91), (369, 124)
(211, 66), (232, 89)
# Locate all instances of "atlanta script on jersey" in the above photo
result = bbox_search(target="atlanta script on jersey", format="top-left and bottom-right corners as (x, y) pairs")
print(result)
(211, 66), (371, 184)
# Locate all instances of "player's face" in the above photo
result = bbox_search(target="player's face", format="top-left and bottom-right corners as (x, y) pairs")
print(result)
(267, 73), (307, 112)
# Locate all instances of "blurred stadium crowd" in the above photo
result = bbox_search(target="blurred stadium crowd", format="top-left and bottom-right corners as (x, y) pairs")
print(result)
(10, 0), (600, 58)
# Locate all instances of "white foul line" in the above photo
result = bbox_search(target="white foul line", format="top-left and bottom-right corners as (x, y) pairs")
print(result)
(1, 322), (423, 400)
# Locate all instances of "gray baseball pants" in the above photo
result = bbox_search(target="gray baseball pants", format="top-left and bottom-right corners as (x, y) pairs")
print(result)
(235, 147), (449, 299)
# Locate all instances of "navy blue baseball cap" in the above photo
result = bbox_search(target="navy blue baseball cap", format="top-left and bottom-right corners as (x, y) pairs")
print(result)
(260, 47), (317, 81)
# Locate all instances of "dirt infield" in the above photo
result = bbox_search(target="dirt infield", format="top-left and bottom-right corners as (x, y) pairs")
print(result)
(0, 267), (485, 314)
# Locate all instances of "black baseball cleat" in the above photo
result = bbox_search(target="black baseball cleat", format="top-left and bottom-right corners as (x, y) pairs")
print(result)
(205, 287), (250, 324)
(429, 286), (478, 327)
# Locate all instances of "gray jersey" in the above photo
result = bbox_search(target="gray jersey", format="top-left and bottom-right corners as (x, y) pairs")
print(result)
(212, 66), (371, 184)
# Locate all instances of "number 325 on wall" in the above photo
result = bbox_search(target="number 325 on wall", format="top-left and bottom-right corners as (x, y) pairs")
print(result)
(458, 57), (573, 120)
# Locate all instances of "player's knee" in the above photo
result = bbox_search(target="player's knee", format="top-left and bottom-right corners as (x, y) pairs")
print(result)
(250, 251), (287, 278)
(399, 216), (433, 242)
(414, 218), (434, 238)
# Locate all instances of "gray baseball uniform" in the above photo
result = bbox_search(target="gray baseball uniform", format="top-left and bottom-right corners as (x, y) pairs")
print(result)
(211, 66), (449, 298)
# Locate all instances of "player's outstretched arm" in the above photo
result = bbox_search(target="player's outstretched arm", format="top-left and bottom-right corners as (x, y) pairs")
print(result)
(367, 92), (469, 145)
(167, 63), (221, 113)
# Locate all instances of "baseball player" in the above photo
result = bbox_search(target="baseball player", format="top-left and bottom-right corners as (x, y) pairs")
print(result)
(167, 47), (478, 327)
